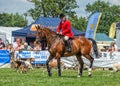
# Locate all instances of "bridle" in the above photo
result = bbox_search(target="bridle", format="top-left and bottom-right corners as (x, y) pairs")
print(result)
(35, 25), (47, 44)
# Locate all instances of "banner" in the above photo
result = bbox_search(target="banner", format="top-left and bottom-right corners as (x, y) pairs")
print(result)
(15, 51), (32, 59)
(109, 23), (116, 39)
(62, 52), (120, 68)
(116, 29), (120, 49)
(0, 50), (10, 68)
(15, 51), (50, 64)
(32, 51), (50, 64)
(14, 50), (120, 68)
(85, 12), (102, 39)
(83, 51), (120, 68)
(116, 22), (120, 49)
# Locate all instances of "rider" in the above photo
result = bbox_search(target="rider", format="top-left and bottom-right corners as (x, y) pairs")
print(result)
(56, 13), (74, 52)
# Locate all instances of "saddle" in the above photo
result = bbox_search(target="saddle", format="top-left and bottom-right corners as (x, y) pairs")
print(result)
(58, 34), (73, 52)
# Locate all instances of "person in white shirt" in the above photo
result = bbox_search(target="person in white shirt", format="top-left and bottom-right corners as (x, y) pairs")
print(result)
(13, 38), (24, 50)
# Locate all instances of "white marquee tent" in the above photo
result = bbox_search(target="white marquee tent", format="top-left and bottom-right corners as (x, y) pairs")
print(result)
(0, 27), (22, 43)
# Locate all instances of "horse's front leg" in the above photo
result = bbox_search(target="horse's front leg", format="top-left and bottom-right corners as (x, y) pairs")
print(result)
(57, 58), (61, 76)
(46, 55), (53, 76)
(76, 54), (84, 77)
(56, 53), (61, 76)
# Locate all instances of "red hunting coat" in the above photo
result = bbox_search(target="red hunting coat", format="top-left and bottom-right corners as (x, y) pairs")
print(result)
(56, 20), (74, 38)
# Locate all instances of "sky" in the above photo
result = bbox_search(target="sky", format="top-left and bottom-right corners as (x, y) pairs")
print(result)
(0, 0), (120, 24)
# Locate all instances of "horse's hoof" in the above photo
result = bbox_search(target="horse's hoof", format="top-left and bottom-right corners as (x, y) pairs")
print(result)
(48, 75), (52, 77)
(58, 75), (61, 77)
(88, 74), (92, 77)
(48, 73), (52, 76)
(77, 75), (81, 78)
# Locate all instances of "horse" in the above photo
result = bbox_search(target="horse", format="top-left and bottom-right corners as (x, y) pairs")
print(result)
(30, 24), (99, 77)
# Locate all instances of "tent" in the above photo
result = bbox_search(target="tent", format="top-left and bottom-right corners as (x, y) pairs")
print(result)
(0, 31), (6, 42)
(95, 33), (114, 50)
(95, 33), (113, 42)
(0, 27), (21, 43)
(12, 17), (85, 37)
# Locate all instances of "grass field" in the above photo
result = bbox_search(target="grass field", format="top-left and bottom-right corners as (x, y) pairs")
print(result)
(0, 68), (120, 86)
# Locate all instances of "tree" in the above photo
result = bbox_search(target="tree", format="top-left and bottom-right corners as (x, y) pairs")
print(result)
(27, 0), (78, 20)
(69, 16), (87, 31)
(85, 0), (120, 35)
(0, 13), (28, 27)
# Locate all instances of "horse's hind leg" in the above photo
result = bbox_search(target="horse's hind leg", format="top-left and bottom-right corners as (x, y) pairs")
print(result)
(76, 54), (84, 77)
(84, 54), (94, 77)
(46, 55), (53, 76)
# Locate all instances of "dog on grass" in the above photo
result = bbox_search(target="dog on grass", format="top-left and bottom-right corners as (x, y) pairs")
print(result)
(11, 58), (34, 73)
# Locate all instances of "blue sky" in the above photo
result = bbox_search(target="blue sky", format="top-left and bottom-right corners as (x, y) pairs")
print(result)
(0, 0), (120, 24)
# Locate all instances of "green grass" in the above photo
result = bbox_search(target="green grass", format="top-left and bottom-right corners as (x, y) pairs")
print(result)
(0, 68), (120, 86)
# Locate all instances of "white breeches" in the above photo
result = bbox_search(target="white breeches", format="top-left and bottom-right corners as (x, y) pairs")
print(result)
(64, 36), (69, 40)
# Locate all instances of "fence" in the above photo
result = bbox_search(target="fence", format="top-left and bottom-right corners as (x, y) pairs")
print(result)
(1, 50), (120, 68)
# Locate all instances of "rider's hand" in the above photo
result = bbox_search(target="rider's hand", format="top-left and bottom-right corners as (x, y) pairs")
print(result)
(60, 32), (62, 35)
(57, 32), (59, 34)
(57, 32), (62, 35)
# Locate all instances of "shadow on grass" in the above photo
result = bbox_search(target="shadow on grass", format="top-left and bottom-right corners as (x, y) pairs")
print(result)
(58, 75), (92, 79)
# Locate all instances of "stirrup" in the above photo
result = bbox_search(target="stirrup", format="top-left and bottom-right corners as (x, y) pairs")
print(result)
(67, 48), (71, 52)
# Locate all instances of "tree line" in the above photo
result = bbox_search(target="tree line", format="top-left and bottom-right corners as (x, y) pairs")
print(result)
(0, 13), (27, 27)
(27, 0), (120, 35)
(0, 0), (120, 36)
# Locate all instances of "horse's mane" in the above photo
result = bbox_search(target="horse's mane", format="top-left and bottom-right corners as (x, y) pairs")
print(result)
(42, 27), (63, 38)
(43, 27), (57, 35)
(40, 27), (64, 46)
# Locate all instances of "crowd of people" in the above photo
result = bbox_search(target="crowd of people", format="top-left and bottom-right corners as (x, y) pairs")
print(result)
(0, 37), (46, 51)
(0, 37), (119, 53)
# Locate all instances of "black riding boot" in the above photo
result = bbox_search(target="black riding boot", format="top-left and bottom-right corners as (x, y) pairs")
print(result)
(66, 40), (72, 52)
(63, 39), (72, 52)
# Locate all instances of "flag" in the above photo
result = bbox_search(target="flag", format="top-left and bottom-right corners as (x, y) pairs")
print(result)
(85, 12), (102, 39)
(116, 22), (120, 49)
(109, 23), (116, 39)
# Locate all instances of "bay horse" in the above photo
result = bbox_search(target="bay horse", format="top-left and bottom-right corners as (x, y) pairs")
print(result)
(30, 24), (99, 77)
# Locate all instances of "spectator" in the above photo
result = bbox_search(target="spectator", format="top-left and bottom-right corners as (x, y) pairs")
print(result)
(109, 42), (116, 59)
(23, 42), (32, 50)
(114, 42), (118, 51)
(33, 41), (41, 51)
(109, 42), (115, 54)
(29, 41), (34, 49)
(13, 38), (24, 50)
(0, 38), (5, 50)
(13, 38), (18, 48)
(6, 44), (14, 59)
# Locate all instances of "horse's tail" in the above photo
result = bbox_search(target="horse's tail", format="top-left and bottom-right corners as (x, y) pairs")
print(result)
(88, 38), (99, 58)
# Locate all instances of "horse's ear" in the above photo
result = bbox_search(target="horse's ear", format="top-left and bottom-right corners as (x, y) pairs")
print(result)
(40, 26), (45, 30)
(30, 24), (38, 31)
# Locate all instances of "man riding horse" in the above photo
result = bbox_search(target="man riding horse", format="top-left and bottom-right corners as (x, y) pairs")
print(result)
(56, 13), (74, 52)
(30, 16), (99, 77)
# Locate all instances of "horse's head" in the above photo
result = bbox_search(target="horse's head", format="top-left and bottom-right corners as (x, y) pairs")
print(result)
(30, 24), (46, 43)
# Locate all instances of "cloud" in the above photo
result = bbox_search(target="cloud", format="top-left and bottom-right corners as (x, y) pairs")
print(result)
(19, 0), (29, 2)
(0, 0), (120, 23)
(75, 0), (120, 17)
(75, 0), (96, 17)
(109, 0), (120, 5)
(0, 0), (34, 14)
